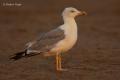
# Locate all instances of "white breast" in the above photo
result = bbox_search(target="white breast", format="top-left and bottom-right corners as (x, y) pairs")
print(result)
(51, 23), (78, 53)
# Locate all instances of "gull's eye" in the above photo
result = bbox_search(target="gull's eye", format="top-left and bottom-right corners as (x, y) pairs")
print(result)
(70, 10), (75, 13)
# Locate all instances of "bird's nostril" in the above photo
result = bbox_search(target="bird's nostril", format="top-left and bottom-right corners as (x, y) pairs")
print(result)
(82, 11), (87, 15)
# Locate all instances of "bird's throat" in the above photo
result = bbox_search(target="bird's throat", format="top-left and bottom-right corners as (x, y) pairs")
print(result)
(63, 16), (76, 24)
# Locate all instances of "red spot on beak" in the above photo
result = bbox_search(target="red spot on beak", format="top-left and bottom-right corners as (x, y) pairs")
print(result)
(78, 11), (87, 16)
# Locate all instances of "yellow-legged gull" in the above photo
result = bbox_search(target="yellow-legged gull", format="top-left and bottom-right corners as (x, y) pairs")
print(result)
(10, 7), (87, 71)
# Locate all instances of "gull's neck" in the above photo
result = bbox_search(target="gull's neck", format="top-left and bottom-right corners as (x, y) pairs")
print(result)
(63, 16), (76, 25)
(62, 15), (78, 36)
(62, 15), (78, 43)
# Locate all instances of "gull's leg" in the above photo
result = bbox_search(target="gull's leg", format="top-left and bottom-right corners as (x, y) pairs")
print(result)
(58, 54), (68, 71)
(56, 53), (59, 71)
(58, 54), (62, 69)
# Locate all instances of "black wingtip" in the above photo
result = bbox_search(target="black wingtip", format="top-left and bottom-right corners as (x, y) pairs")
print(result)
(10, 55), (23, 60)
(9, 51), (26, 61)
(10, 50), (41, 61)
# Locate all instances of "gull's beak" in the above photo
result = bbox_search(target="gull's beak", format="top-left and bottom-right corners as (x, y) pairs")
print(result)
(78, 11), (87, 16)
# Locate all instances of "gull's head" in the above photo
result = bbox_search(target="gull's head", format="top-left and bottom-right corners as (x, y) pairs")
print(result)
(62, 7), (87, 18)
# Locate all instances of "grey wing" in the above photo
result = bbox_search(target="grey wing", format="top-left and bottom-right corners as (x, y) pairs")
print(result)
(28, 27), (65, 52)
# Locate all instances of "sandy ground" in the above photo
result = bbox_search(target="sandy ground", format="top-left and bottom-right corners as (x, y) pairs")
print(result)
(0, 0), (120, 80)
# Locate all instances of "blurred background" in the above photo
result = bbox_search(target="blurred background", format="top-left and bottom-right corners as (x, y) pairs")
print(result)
(0, 0), (120, 80)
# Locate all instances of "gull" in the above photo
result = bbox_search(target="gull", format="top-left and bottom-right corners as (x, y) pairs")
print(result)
(10, 7), (87, 71)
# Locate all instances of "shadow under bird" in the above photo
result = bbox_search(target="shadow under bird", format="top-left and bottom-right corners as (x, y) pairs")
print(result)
(10, 7), (87, 71)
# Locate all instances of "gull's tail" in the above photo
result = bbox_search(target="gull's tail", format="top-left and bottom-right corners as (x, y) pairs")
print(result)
(10, 49), (27, 60)
(10, 49), (41, 61)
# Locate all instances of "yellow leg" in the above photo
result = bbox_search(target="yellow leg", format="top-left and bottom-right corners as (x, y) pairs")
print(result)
(56, 53), (67, 71)
(58, 54), (62, 70)
(56, 54), (59, 71)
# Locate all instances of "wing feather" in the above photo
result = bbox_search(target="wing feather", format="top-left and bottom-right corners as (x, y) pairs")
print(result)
(28, 28), (65, 52)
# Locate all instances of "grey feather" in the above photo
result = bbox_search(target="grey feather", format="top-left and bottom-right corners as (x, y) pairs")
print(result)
(28, 28), (65, 52)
